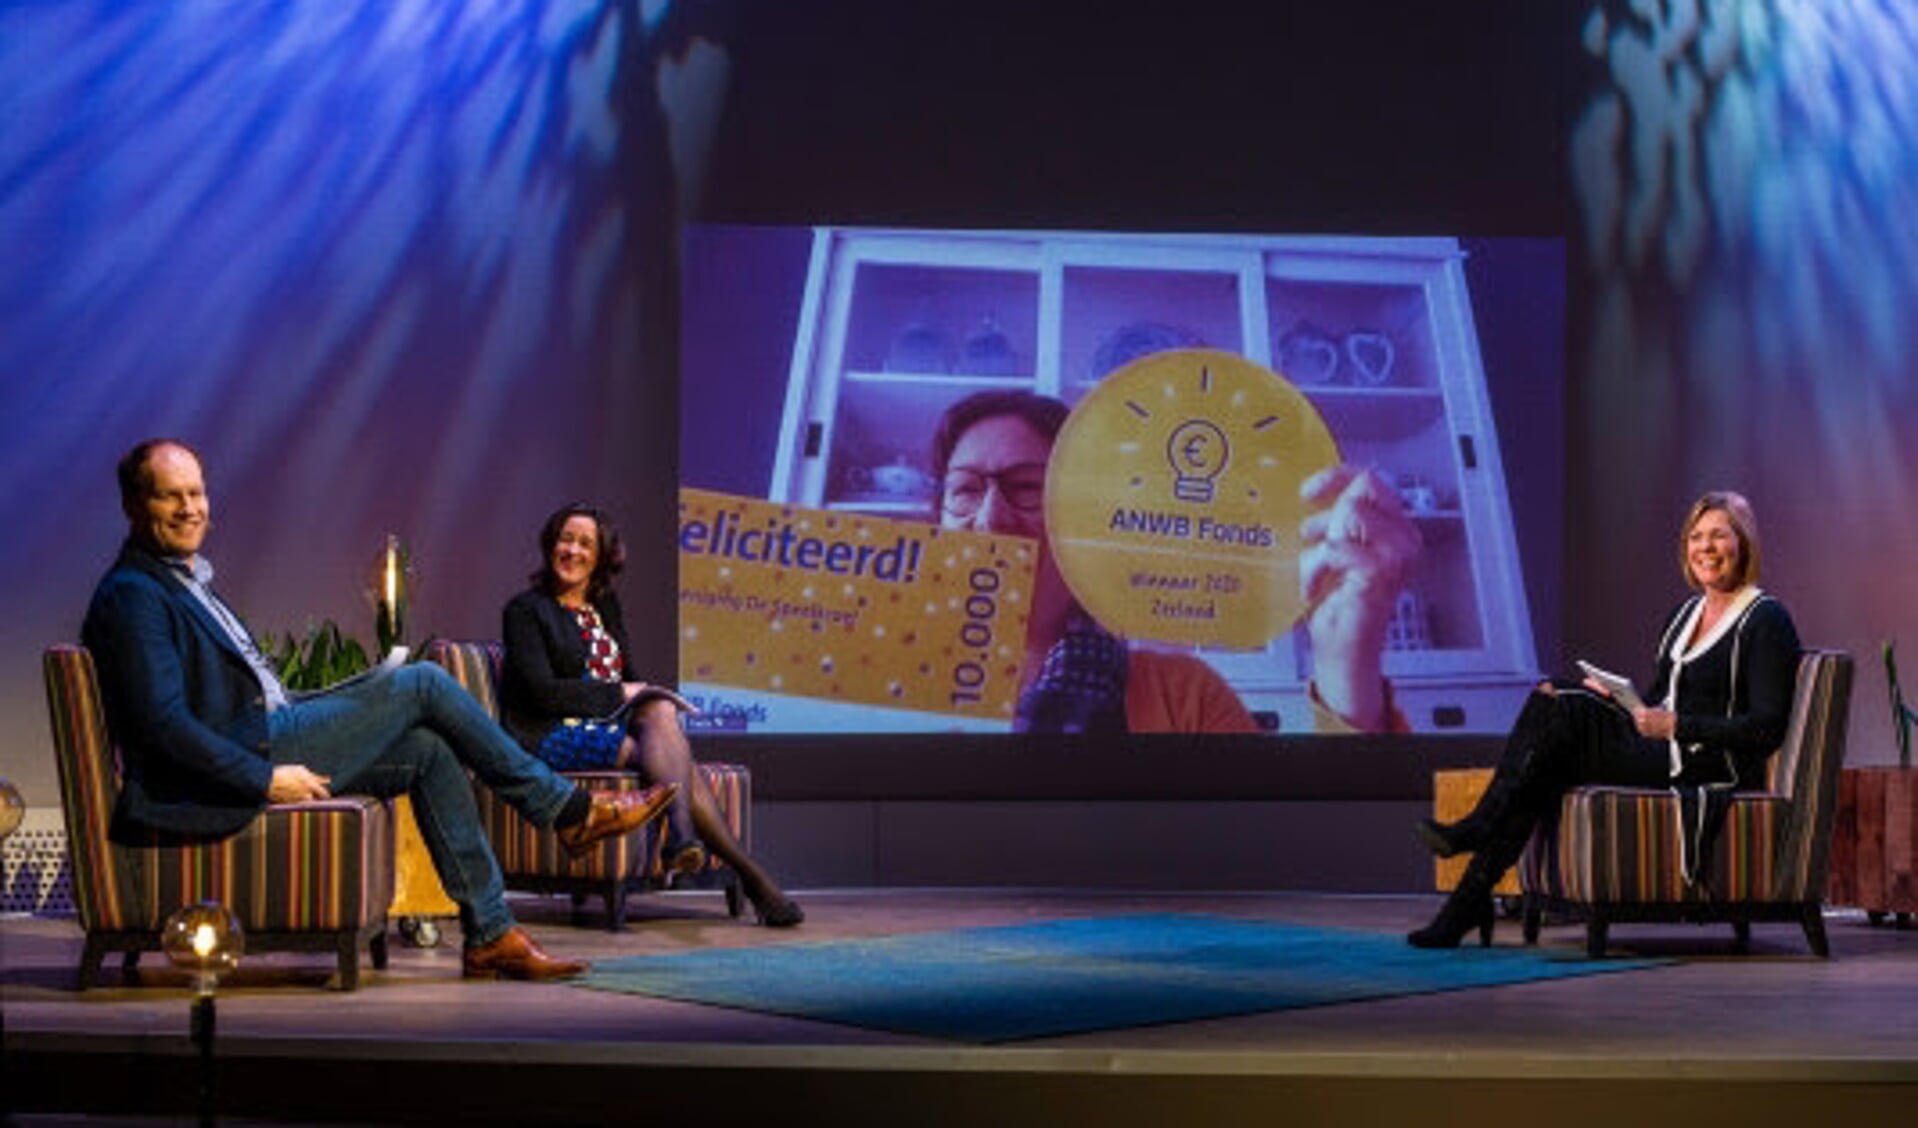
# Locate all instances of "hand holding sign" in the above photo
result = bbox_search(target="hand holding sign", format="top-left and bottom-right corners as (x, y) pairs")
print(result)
(1299, 464), (1423, 730)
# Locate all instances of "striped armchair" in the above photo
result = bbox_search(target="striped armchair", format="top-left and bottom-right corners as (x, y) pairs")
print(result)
(1518, 649), (1853, 957)
(423, 641), (749, 930)
(44, 645), (394, 989)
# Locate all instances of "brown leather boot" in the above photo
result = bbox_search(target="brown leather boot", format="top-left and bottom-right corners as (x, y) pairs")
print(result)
(461, 927), (588, 980)
(661, 842), (707, 877)
(555, 782), (678, 858)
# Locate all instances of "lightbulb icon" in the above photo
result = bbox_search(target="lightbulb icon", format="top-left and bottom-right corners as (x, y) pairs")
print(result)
(1166, 418), (1229, 503)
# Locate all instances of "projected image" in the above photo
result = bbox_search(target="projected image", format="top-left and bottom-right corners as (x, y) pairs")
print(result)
(681, 227), (1558, 735)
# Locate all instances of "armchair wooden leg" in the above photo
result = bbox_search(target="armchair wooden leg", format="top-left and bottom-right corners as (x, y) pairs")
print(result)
(370, 930), (390, 970)
(1585, 916), (1608, 958)
(1521, 895), (1541, 946)
(77, 936), (108, 991)
(336, 936), (360, 991)
(1801, 904), (1831, 957)
(1732, 920), (1752, 952)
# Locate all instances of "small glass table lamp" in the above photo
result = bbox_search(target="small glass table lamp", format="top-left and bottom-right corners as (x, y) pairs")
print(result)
(162, 901), (244, 1127)
(162, 900), (245, 994)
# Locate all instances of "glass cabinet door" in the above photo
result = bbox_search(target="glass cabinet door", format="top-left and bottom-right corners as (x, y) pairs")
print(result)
(1048, 240), (1255, 402)
(1266, 254), (1483, 679)
(782, 234), (1045, 517)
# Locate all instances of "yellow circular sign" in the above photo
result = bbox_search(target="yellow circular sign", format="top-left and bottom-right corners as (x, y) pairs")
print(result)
(1045, 349), (1339, 647)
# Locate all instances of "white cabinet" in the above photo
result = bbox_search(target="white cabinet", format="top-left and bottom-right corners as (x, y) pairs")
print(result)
(768, 228), (1540, 733)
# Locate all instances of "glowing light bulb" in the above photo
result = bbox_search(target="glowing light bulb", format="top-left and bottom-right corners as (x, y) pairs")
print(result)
(161, 901), (243, 996)
(1166, 418), (1229, 503)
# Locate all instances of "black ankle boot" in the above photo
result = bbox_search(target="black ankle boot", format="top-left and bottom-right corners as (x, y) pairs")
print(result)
(1408, 884), (1496, 949)
(1422, 749), (1536, 860)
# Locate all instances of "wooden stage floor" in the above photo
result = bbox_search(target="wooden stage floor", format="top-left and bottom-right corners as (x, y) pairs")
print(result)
(7, 888), (1918, 1125)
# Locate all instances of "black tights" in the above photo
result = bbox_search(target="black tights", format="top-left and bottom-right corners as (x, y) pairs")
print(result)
(622, 702), (786, 903)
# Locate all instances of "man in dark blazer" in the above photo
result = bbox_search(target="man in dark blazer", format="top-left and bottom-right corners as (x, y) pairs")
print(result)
(82, 438), (675, 980)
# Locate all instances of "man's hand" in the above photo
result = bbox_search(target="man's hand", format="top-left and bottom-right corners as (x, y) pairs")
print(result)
(268, 764), (332, 804)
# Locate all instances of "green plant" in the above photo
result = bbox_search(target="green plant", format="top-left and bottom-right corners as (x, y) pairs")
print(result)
(1888, 640), (1916, 770)
(269, 619), (372, 692)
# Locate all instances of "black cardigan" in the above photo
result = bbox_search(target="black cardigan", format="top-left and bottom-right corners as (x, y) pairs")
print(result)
(499, 587), (637, 753)
(1642, 592), (1801, 788)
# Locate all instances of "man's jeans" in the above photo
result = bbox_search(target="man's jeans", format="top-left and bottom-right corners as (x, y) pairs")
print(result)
(267, 664), (575, 948)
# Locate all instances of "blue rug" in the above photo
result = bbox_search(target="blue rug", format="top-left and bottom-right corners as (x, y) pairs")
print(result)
(576, 913), (1670, 1042)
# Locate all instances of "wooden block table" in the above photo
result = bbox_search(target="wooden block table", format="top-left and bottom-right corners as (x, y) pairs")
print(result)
(1828, 766), (1918, 928)
(1432, 768), (1520, 897)
(390, 796), (457, 945)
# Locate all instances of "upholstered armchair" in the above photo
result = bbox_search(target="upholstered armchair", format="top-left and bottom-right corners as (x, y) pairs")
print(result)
(45, 645), (393, 989)
(422, 640), (748, 930)
(1518, 649), (1853, 957)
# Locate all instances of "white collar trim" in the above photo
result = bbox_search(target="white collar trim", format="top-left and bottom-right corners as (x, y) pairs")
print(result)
(1672, 585), (1763, 664)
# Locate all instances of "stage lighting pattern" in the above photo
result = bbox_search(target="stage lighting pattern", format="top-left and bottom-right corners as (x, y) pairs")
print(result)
(1575, 0), (1918, 384)
(1570, 0), (1918, 761)
(0, 1), (730, 738)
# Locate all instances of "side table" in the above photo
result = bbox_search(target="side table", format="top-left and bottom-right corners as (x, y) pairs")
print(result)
(1828, 766), (1918, 928)
(391, 796), (457, 946)
(1432, 768), (1520, 898)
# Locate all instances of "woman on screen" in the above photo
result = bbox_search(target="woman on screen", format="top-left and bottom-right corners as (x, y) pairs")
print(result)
(500, 504), (803, 928)
(1410, 490), (1799, 948)
(930, 389), (1420, 735)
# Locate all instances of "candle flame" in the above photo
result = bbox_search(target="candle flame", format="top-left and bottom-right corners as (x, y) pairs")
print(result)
(384, 540), (398, 611)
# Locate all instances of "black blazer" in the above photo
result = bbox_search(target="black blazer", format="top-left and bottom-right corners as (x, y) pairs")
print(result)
(499, 587), (635, 753)
(80, 541), (275, 842)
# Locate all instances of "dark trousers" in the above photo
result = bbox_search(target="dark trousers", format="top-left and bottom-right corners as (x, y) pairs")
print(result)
(1470, 685), (1673, 876)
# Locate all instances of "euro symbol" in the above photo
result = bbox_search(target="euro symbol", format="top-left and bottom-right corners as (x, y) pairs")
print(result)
(1166, 418), (1229, 503)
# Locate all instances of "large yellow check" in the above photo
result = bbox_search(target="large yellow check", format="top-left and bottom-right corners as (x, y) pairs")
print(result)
(678, 489), (1036, 731)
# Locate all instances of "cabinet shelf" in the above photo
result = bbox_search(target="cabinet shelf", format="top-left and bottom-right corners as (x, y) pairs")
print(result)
(1299, 386), (1444, 400)
(827, 499), (933, 515)
(845, 371), (1033, 388)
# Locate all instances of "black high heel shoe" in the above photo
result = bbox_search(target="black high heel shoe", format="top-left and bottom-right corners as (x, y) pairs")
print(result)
(1407, 887), (1495, 949)
(746, 886), (804, 928)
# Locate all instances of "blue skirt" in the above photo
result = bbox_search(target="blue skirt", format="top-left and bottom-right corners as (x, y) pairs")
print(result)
(535, 719), (625, 772)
